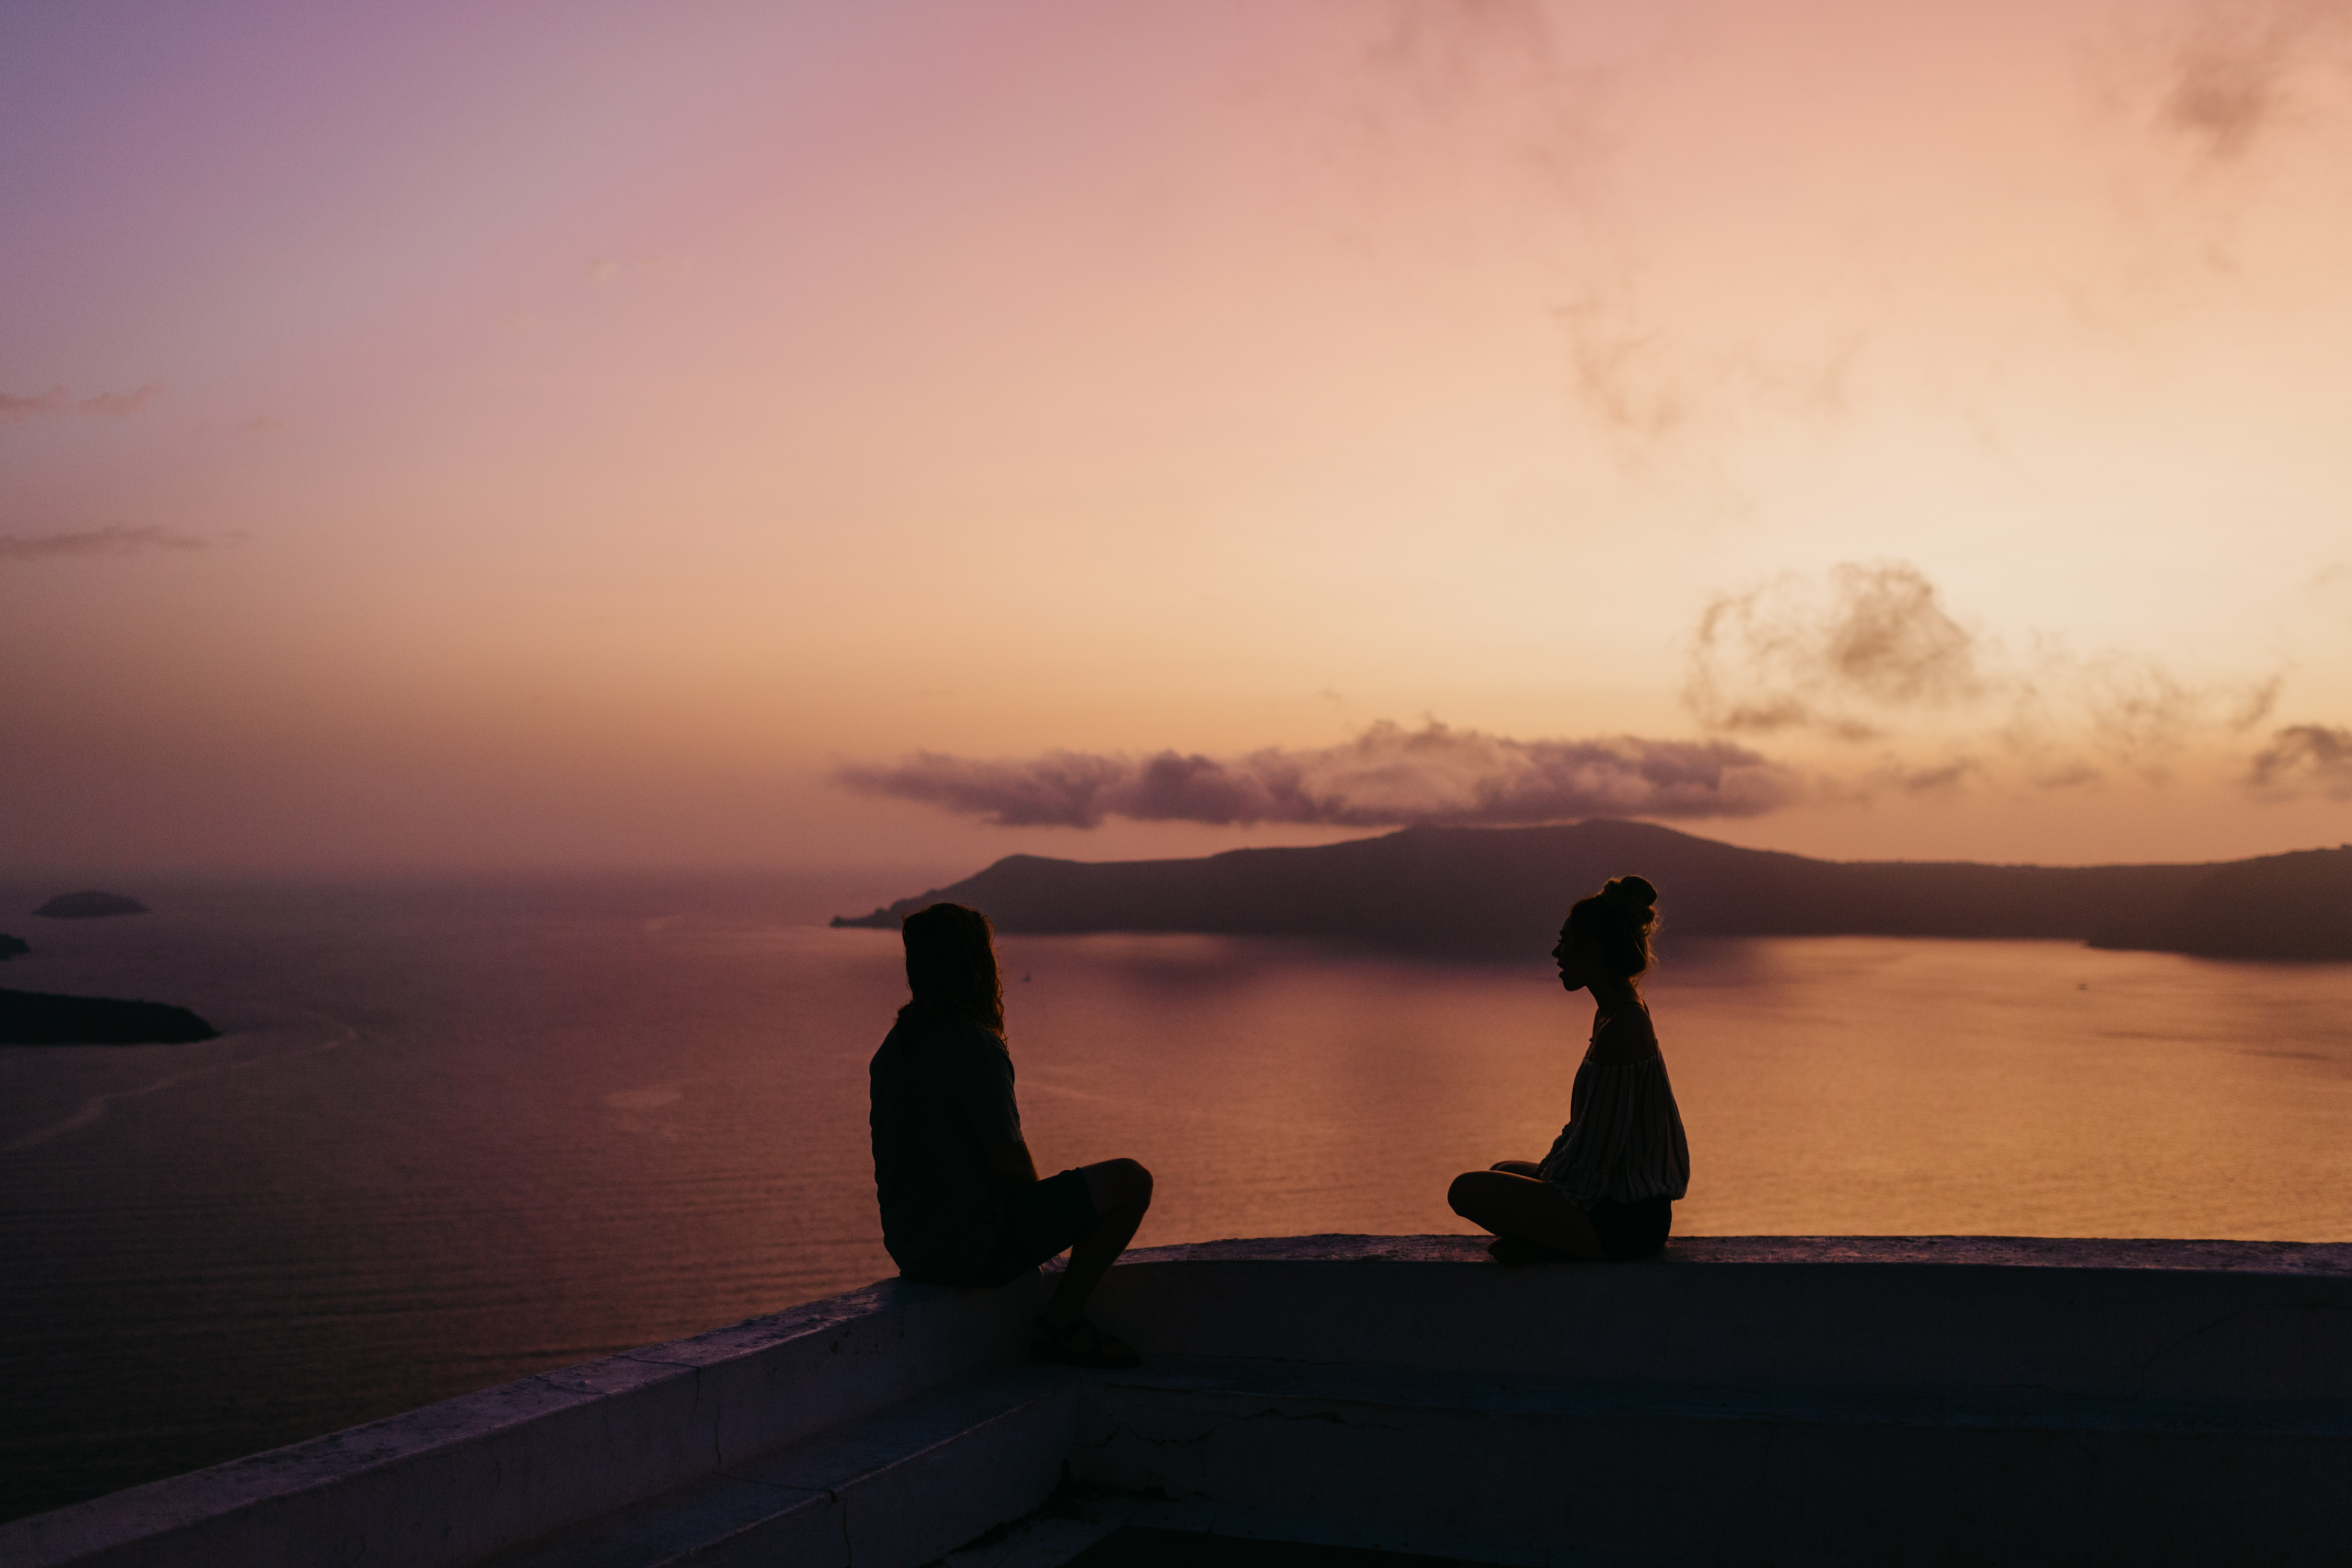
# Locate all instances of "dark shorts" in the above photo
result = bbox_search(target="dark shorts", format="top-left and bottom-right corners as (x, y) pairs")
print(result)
(966, 1168), (1097, 1287)
(1588, 1195), (1673, 1261)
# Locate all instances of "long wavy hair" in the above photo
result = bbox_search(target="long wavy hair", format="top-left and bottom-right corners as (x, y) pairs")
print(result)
(897, 902), (1006, 1037)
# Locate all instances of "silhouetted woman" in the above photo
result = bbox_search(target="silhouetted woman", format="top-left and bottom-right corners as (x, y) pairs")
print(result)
(1447, 876), (1690, 1263)
(869, 902), (1152, 1365)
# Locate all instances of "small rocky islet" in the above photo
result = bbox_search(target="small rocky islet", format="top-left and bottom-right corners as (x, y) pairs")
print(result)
(0, 988), (220, 1045)
(4, 893), (220, 1044)
(33, 890), (151, 919)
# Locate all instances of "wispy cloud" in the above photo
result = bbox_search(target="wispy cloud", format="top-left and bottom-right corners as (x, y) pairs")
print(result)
(1351, 0), (1610, 205)
(1337, 5), (1871, 489)
(1687, 560), (2282, 787)
(1552, 290), (1866, 475)
(78, 385), (162, 417)
(2, 384), (163, 421)
(2, 386), (70, 422)
(838, 721), (1794, 829)
(0, 526), (209, 563)
(1686, 562), (1984, 740)
(2152, 0), (2350, 163)
(2248, 723), (2352, 798)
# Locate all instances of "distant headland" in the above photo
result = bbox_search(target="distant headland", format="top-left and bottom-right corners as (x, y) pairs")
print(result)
(0, 934), (27, 961)
(0, 988), (220, 1045)
(832, 819), (2352, 961)
(32, 891), (149, 919)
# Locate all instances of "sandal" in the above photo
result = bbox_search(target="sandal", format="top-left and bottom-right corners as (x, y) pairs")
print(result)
(1031, 1315), (1139, 1368)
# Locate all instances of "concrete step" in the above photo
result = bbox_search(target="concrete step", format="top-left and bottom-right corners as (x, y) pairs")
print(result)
(478, 1365), (1074, 1568)
(1071, 1356), (2352, 1566)
(1090, 1353), (2352, 1437)
(940, 1492), (1672, 1568)
(468, 1350), (2352, 1568)
(23, 1241), (2349, 1568)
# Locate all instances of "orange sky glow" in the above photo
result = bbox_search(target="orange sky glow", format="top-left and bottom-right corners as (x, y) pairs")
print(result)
(5, 0), (2350, 884)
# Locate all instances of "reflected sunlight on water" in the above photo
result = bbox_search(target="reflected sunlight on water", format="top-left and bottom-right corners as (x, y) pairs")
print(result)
(3, 879), (2349, 1518)
(1003, 931), (2352, 1247)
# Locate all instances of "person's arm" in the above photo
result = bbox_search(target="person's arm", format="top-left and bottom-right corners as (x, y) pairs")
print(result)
(951, 1032), (1034, 1190)
(982, 1140), (1040, 1191)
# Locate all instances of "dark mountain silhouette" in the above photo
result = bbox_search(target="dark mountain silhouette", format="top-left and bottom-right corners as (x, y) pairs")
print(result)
(832, 820), (2352, 961)
(0, 934), (27, 960)
(33, 891), (149, 919)
(1, 989), (219, 1045)
(2085, 844), (2352, 960)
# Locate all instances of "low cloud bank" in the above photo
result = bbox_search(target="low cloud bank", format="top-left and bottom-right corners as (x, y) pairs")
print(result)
(838, 722), (1794, 829)
(846, 561), (2346, 833)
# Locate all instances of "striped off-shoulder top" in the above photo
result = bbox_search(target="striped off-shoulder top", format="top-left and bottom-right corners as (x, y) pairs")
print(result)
(1534, 1001), (1691, 1209)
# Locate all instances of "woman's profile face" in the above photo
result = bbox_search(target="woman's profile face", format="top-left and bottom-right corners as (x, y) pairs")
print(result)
(1551, 927), (1599, 994)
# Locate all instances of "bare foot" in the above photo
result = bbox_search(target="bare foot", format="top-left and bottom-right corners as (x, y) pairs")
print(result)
(1486, 1236), (1560, 1267)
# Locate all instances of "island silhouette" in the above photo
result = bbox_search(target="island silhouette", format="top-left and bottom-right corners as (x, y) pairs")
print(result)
(0, 988), (219, 1045)
(32, 891), (149, 919)
(0, 934), (27, 961)
(833, 819), (2352, 960)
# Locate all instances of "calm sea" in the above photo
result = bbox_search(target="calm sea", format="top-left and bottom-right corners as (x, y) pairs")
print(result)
(4, 875), (2350, 1521)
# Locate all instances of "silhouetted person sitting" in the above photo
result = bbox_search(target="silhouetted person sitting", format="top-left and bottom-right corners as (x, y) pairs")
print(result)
(870, 902), (1152, 1366)
(1448, 876), (1689, 1263)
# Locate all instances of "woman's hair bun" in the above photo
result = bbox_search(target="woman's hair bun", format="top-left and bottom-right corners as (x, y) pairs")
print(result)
(1566, 874), (1661, 977)
(1601, 874), (1658, 915)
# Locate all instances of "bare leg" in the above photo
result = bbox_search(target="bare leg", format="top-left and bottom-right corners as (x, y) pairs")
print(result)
(1043, 1157), (1152, 1328)
(1447, 1169), (1607, 1261)
(1481, 1161), (1547, 1254)
(1473, 1161), (1575, 1261)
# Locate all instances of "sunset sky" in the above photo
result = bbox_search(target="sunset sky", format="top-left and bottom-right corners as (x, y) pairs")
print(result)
(5, 0), (2351, 884)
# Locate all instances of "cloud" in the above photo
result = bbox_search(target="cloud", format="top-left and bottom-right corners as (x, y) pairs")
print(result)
(2247, 723), (2352, 798)
(838, 721), (1795, 829)
(2, 384), (164, 421)
(0, 526), (209, 562)
(1687, 562), (1983, 739)
(2, 386), (70, 422)
(1542, 285), (1871, 490)
(78, 385), (162, 417)
(1553, 295), (1690, 452)
(1687, 560), (2287, 789)
(2153, 0), (2349, 162)
(2049, 652), (2273, 760)
(1354, 0), (1606, 195)
(1335, 6), (1867, 488)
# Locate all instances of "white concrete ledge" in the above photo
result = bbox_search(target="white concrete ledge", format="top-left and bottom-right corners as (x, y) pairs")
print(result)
(0, 1274), (1049, 1568)
(5, 1236), (2348, 1568)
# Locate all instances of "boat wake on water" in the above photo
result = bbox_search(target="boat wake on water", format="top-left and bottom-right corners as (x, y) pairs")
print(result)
(3, 1012), (360, 1154)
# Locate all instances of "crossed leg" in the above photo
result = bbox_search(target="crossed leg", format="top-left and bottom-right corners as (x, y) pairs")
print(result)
(1447, 1161), (1608, 1262)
